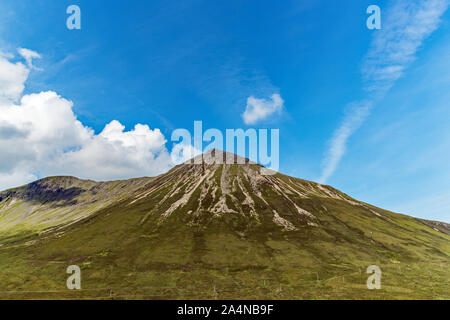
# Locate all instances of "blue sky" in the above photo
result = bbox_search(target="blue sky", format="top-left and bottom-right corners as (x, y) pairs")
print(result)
(0, 0), (449, 222)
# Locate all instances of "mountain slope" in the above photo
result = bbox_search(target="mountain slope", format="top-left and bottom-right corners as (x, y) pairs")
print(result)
(0, 150), (449, 299)
(0, 176), (152, 233)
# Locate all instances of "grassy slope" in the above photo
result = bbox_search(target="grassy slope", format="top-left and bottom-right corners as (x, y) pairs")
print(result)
(0, 176), (152, 235)
(0, 166), (449, 299)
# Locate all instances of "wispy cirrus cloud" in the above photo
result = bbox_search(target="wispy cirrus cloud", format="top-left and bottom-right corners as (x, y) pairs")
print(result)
(319, 0), (449, 184)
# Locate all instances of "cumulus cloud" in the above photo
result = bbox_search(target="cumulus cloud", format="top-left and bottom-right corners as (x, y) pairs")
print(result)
(0, 48), (182, 190)
(242, 93), (284, 125)
(48, 120), (172, 181)
(0, 170), (39, 190)
(0, 91), (92, 177)
(0, 54), (29, 103)
(319, 0), (448, 184)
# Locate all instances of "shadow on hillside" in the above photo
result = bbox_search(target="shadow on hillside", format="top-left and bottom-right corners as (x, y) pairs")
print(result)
(0, 181), (85, 207)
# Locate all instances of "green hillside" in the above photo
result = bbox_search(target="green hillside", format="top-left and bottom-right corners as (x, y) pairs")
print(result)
(0, 150), (449, 299)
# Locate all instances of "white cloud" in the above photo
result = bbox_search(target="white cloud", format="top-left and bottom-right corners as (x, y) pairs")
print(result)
(362, 0), (448, 92)
(319, 101), (372, 183)
(0, 54), (29, 103)
(18, 48), (41, 70)
(319, 0), (448, 184)
(0, 48), (179, 190)
(49, 120), (172, 181)
(242, 93), (284, 125)
(0, 169), (38, 190)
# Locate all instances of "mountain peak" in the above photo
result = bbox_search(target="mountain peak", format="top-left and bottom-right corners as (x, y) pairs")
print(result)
(184, 148), (257, 165)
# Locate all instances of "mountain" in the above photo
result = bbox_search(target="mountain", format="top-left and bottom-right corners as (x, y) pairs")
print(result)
(0, 149), (449, 299)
